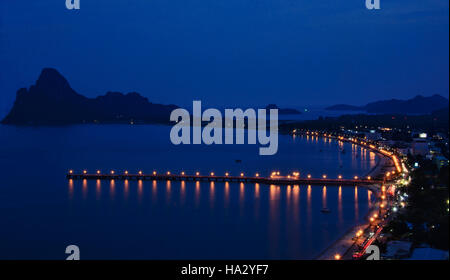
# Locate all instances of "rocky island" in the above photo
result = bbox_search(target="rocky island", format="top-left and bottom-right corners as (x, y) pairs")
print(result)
(1, 68), (178, 125)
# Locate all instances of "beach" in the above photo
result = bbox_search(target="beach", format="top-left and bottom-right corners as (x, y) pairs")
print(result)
(316, 154), (395, 260)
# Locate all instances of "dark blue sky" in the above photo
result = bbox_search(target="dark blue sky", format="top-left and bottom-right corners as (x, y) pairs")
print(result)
(0, 0), (448, 117)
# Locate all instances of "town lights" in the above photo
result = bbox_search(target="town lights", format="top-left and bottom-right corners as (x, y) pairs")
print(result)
(69, 170), (73, 174)
(367, 176), (371, 180)
(83, 170), (87, 174)
(334, 254), (341, 260)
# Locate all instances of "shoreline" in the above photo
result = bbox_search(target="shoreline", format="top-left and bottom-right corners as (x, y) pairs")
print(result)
(315, 187), (380, 260)
(315, 152), (394, 260)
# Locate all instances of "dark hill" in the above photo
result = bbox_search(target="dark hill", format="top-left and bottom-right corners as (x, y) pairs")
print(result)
(265, 104), (302, 115)
(1, 68), (178, 125)
(326, 94), (449, 114)
(324, 104), (363, 111)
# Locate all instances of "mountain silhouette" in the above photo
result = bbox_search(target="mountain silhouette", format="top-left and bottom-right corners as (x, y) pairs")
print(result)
(326, 94), (449, 114)
(1, 68), (178, 125)
(265, 104), (301, 115)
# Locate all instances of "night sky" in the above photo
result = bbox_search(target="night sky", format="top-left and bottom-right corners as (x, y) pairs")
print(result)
(0, 0), (448, 117)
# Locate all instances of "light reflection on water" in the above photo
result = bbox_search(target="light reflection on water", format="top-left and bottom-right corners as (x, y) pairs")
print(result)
(66, 178), (375, 259)
(354, 186), (359, 222)
(96, 179), (102, 201)
(110, 179), (115, 201)
(0, 125), (380, 259)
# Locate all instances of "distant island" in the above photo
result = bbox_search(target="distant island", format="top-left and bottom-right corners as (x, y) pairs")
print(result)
(4, 68), (447, 126)
(1, 68), (178, 125)
(265, 104), (302, 115)
(326, 94), (449, 114)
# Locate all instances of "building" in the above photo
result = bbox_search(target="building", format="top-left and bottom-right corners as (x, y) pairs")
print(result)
(397, 147), (411, 156)
(364, 130), (382, 141)
(411, 138), (429, 156)
(434, 155), (449, 169)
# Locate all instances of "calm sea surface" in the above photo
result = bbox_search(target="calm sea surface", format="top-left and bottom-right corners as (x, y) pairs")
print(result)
(0, 124), (377, 259)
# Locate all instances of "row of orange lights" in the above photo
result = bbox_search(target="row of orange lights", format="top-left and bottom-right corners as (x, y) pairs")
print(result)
(307, 130), (403, 174)
(71, 170), (251, 177)
(380, 184), (386, 209)
(70, 169), (371, 180)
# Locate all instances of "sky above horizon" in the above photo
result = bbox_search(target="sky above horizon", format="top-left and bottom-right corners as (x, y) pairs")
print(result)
(0, 0), (448, 117)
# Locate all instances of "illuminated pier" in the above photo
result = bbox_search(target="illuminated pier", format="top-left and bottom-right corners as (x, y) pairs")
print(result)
(67, 131), (403, 187)
(67, 171), (381, 186)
